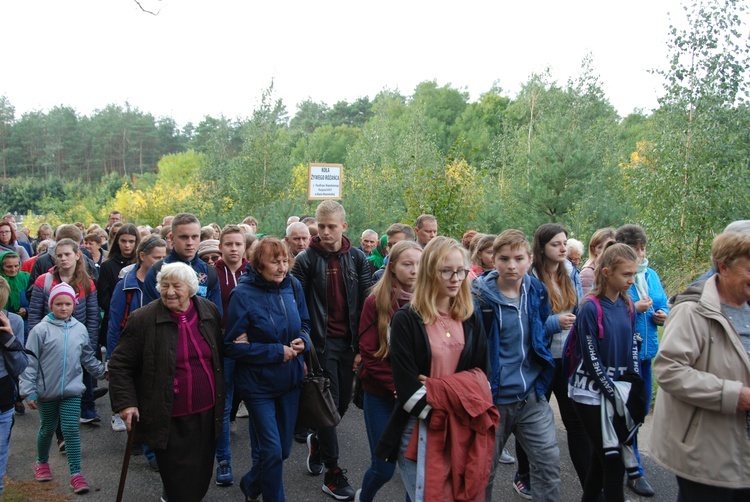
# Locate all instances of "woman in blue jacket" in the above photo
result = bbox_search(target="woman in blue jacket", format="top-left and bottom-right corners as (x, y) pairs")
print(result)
(615, 225), (668, 498)
(225, 238), (310, 502)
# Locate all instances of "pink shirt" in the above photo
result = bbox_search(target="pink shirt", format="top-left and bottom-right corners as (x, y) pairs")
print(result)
(425, 312), (466, 378)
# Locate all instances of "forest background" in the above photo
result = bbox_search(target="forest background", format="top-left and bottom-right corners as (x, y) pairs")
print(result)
(0, 0), (749, 293)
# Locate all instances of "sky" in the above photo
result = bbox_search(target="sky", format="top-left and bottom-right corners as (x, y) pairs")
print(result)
(2, 0), (686, 127)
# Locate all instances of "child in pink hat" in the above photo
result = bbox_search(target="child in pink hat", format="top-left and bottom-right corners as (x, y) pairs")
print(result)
(20, 282), (107, 495)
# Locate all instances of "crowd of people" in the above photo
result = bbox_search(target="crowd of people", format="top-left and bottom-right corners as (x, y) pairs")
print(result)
(0, 208), (748, 501)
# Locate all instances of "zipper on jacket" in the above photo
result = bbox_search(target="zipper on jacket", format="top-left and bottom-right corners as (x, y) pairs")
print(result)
(60, 320), (69, 398)
(279, 289), (290, 340)
(681, 407), (699, 443)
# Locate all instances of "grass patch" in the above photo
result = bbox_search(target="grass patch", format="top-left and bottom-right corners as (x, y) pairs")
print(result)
(2, 477), (71, 502)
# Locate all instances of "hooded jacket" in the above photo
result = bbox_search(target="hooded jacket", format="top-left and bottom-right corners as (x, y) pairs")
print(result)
(650, 276), (750, 489)
(214, 257), (247, 328)
(224, 267), (311, 398)
(290, 235), (372, 353)
(627, 267), (670, 361)
(20, 314), (105, 402)
(106, 264), (146, 360)
(142, 248), (222, 316)
(473, 272), (555, 404)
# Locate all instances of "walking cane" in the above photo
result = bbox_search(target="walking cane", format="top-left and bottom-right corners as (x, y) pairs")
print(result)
(116, 417), (137, 502)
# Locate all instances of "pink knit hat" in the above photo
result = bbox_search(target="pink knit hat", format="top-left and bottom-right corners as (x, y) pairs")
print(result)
(48, 283), (78, 308)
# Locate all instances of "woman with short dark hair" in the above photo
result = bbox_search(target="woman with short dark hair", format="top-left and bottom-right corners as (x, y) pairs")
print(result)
(225, 238), (310, 502)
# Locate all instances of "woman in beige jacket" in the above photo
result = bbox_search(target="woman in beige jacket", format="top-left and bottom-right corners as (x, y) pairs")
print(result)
(651, 231), (750, 501)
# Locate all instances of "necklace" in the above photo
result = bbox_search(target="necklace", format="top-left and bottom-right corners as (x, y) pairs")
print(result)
(437, 315), (452, 338)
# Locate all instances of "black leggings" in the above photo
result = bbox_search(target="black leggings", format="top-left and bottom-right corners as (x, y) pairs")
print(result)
(573, 401), (625, 502)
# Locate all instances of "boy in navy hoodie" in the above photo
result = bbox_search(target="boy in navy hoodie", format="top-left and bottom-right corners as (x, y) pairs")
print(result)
(473, 230), (561, 501)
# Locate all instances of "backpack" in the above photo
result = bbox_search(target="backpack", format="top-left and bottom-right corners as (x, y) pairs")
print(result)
(562, 295), (635, 379)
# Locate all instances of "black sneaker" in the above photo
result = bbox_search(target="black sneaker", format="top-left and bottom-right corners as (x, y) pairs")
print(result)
(306, 433), (323, 475)
(294, 426), (309, 443)
(322, 467), (355, 501)
(93, 387), (108, 400)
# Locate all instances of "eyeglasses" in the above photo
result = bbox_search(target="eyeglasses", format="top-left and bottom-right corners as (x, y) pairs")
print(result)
(0, 231), (10, 235)
(440, 268), (469, 281)
(203, 254), (221, 264)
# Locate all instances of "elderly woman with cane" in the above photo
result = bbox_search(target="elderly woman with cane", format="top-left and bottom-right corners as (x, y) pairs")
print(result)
(109, 262), (224, 502)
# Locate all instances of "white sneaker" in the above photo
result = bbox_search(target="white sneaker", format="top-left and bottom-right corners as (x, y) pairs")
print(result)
(111, 414), (127, 432)
(236, 402), (249, 418)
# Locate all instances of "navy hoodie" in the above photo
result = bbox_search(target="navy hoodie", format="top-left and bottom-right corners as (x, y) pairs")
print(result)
(142, 248), (222, 316)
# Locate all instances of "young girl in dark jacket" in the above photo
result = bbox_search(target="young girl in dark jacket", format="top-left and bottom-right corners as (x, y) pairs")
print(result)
(568, 243), (642, 502)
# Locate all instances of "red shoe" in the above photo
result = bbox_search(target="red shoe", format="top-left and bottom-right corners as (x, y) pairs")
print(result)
(34, 462), (52, 482)
(70, 474), (90, 494)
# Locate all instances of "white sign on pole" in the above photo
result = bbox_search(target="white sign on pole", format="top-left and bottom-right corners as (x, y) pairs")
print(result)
(308, 163), (343, 200)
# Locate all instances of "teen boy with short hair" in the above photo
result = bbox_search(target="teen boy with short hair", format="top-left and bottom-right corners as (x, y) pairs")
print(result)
(472, 229), (561, 501)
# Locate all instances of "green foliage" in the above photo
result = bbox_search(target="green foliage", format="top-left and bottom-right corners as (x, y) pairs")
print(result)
(3, 3), (747, 292)
(156, 150), (205, 185)
(631, 0), (750, 288)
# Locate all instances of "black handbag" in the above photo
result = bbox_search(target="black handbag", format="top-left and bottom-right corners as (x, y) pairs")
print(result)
(296, 345), (341, 429)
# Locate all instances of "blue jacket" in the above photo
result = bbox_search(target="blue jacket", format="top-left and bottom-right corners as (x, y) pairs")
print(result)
(142, 249), (222, 317)
(629, 268), (670, 361)
(224, 267), (311, 398)
(20, 314), (106, 402)
(473, 272), (555, 403)
(106, 264), (146, 360)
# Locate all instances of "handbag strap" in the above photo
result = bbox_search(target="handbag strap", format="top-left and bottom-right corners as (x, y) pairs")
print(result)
(306, 343), (324, 376)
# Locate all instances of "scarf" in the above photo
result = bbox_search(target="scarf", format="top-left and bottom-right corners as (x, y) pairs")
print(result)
(394, 285), (413, 305)
(0, 251), (29, 312)
(635, 258), (649, 301)
(366, 235), (388, 270)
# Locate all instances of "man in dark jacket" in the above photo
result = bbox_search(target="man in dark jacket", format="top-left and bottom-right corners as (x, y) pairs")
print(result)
(142, 213), (222, 316)
(290, 200), (372, 501)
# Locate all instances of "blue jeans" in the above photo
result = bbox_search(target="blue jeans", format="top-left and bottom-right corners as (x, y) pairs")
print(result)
(360, 392), (398, 502)
(0, 408), (14, 495)
(398, 417), (418, 501)
(215, 357), (235, 464)
(633, 358), (652, 478)
(240, 389), (300, 502)
(486, 392), (561, 502)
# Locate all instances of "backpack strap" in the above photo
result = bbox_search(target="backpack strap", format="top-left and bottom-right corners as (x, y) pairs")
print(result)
(43, 273), (53, 298)
(120, 290), (135, 329)
(586, 295), (605, 340)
